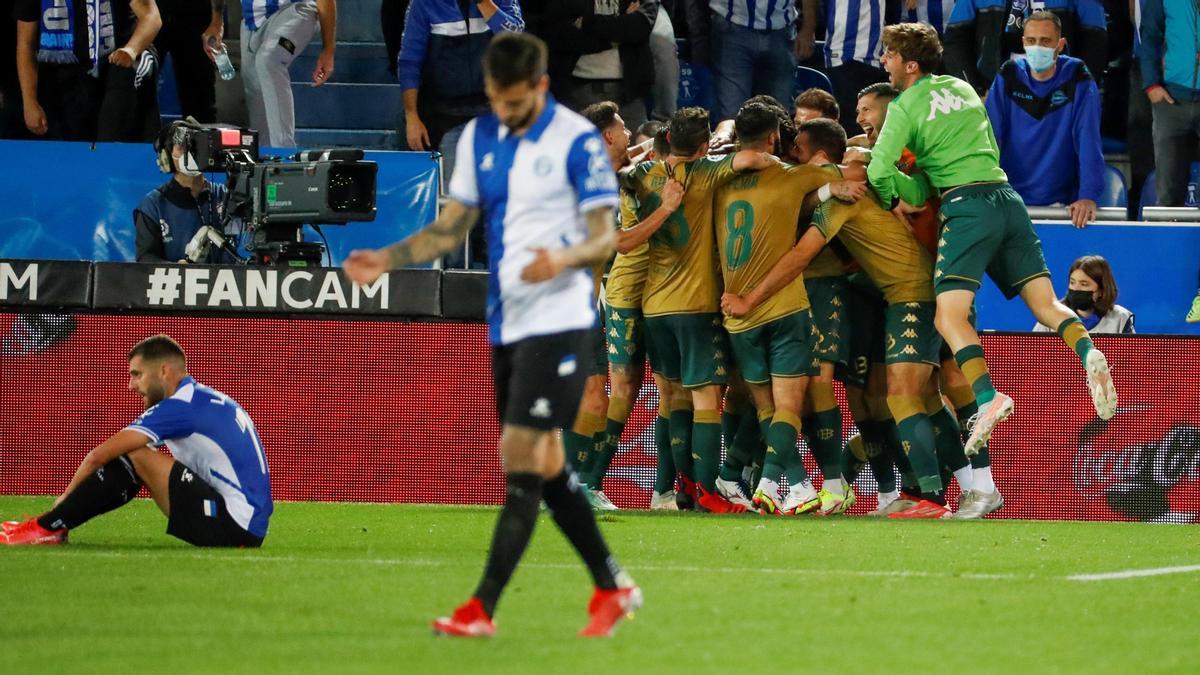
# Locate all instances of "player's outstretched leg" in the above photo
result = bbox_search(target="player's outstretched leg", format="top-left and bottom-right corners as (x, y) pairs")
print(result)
(540, 467), (641, 637)
(2, 456), (141, 545)
(1019, 277), (1116, 421)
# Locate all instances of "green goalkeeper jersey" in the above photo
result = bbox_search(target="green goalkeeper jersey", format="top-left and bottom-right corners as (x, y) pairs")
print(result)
(866, 74), (1008, 208)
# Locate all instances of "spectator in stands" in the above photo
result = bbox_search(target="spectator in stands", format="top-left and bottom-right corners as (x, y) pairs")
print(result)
(1034, 255), (1134, 333)
(793, 87), (839, 127)
(135, 120), (243, 264)
(14, 0), (162, 141)
(648, 5), (679, 120)
(685, 0), (805, 124)
(397, 0), (523, 171)
(1, 12), (25, 138)
(944, 0), (1108, 97)
(155, 0), (217, 122)
(634, 119), (664, 148)
(905, 0), (957, 35)
(814, 0), (887, 135)
(204, 1), (337, 148)
(985, 10), (1103, 229)
(1138, 0), (1200, 206)
(382, 0), (412, 78)
(1127, 0), (1155, 215)
(537, 0), (658, 131)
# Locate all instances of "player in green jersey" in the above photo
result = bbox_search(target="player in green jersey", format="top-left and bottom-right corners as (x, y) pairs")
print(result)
(866, 23), (1116, 457)
(619, 107), (775, 513)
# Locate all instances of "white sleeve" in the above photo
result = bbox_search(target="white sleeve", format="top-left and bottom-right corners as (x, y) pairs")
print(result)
(447, 121), (479, 207)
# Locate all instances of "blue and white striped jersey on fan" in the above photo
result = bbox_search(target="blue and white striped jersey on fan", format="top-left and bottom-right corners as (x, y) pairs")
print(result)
(448, 97), (620, 346)
(241, 0), (298, 31)
(126, 377), (273, 538)
(708, 0), (797, 31)
(906, 0), (957, 34)
(825, 0), (885, 68)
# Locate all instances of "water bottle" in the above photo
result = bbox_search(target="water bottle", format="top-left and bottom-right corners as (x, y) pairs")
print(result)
(208, 37), (236, 81)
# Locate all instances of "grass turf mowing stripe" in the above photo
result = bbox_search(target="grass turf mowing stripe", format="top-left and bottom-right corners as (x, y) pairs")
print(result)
(1065, 564), (1200, 582)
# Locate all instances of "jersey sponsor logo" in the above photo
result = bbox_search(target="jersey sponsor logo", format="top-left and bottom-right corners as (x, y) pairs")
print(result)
(926, 88), (969, 121)
(181, 469), (194, 483)
(529, 397), (553, 419)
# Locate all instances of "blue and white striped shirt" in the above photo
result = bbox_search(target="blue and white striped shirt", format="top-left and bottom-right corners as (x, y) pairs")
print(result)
(824, 0), (885, 68)
(241, 0), (299, 32)
(709, 0), (797, 32)
(906, 0), (957, 34)
(126, 377), (273, 538)
(448, 97), (620, 346)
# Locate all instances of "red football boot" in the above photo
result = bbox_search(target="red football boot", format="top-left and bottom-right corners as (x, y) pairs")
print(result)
(431, 597), (495, 637)
(1, 517), (67, 545)
(579, 584), (643, 637)
(887, 499), (952, 519)
(696, 487), (749, 514)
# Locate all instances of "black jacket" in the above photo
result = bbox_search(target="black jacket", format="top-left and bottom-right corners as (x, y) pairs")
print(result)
(529, 0), (659, 103)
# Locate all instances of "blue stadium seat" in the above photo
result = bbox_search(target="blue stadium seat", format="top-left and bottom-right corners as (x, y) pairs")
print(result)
(678, 60), (714, 111)
(1097, 164), (1128, 208)
(1139, 162), (1200, 216)
(794, 66), (833, 96)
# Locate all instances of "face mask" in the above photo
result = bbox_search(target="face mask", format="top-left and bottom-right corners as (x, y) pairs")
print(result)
(174, 152), (202, 177)
(1065, 289), (1095, 311)
(1024, 45), (1057, 73)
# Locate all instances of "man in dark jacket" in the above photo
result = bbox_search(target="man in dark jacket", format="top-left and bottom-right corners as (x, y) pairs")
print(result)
(943, 0), (1108, 96)
(533, 0), (658, 131)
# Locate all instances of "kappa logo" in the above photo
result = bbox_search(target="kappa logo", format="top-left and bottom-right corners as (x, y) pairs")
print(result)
(903, 313), (919, 323)
(608, 343), (618, 354)
(902, 328), (918, 338)
(529, 398), (552, 419)
(926, 88), (969, 121)
(609, 327), (618, 338)
(901, 345), (918, 355)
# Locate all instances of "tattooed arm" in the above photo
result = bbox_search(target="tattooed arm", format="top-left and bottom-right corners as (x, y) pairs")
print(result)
(342, 199), (481, 284)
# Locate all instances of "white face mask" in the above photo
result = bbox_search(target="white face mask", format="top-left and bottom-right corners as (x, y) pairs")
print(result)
(174, 152), (202, 177)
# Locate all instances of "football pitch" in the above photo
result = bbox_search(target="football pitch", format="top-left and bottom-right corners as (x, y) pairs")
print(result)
(1, 497), (1198, 674)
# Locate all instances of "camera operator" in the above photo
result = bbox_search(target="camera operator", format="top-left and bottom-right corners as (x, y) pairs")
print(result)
(134, 120), (244, 263)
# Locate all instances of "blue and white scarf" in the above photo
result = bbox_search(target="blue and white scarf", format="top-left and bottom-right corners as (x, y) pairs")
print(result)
(38, 0), (117, 76)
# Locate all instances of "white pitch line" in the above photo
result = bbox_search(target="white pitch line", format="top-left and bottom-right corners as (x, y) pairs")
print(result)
(1065, 565), (1200, 582)
(16, 549), (1198, 583)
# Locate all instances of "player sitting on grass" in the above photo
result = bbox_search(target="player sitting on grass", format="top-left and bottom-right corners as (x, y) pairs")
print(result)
(2, 335), (271, 547)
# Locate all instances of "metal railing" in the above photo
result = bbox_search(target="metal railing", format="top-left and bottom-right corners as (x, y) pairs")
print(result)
(1027, 206), (1200, 224)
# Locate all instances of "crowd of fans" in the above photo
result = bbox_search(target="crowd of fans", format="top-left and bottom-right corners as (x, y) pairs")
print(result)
(2, 1), (1196, 212)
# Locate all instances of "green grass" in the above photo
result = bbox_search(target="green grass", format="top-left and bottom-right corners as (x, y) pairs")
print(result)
(1, 497), (1199, 674)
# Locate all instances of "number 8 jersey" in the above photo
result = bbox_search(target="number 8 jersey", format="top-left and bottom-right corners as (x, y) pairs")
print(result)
(715, 163), (841, 332)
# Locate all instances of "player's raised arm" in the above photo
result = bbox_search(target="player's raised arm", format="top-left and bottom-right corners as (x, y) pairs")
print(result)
(866, 104), (927, 208)
(721, 227), (828, 318)
(521, 206), (616, 282)
(342, 199), (481, 285)
(614, 179), (684, 254)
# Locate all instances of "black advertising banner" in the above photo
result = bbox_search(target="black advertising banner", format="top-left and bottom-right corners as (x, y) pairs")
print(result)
(91, 263), (442, 317)
(0, 260), (92, 309)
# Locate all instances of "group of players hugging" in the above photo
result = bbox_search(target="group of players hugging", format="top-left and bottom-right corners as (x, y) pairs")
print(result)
(568, 23), (1117, 521)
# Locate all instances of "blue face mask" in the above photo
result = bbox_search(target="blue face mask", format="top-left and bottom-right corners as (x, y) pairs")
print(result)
(1024, 45), (1058, 73)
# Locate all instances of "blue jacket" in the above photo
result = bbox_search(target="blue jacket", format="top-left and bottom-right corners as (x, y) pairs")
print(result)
(944, 0), (1108, 95)
(134, 179), (244, 263)
(397, 0), (524, 102)
(1138, 0), (1200, 101)
(985, 56), (1105, 205)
